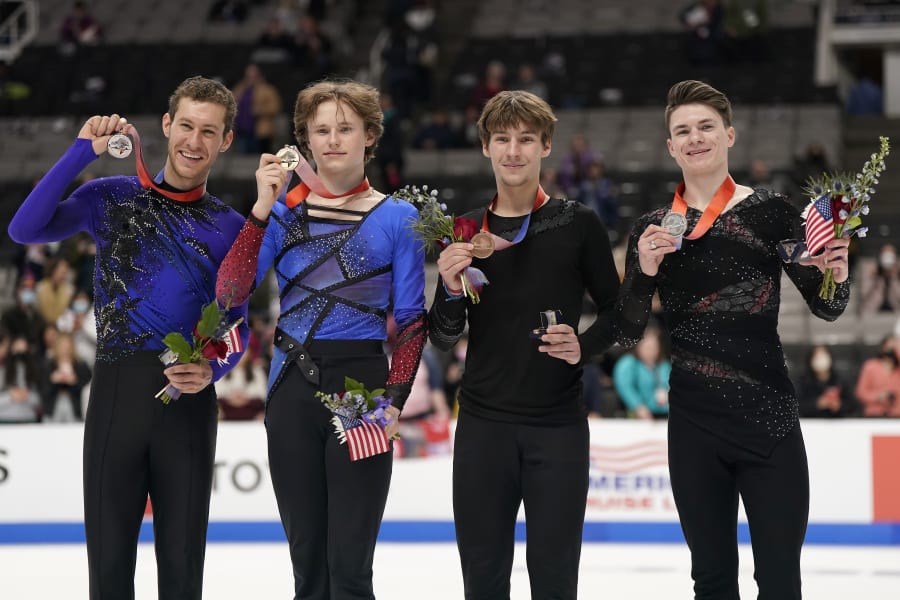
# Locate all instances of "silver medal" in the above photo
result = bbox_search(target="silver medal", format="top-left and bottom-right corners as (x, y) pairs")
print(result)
(661, 211), (688, 237)
(107, 132), (133, 159)
(276, 145), (301, 171)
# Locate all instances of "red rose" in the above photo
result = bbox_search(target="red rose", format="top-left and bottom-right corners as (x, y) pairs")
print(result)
(831, 195), (847, 224)
(453, 217), (480, 242)
(201, 339), (228, 360)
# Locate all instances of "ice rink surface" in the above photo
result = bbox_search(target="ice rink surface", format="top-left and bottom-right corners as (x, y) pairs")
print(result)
(3, 541), (899, 599)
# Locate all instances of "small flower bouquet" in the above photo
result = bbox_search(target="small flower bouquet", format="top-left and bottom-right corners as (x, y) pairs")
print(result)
(156, 300), (243, 404)
(393, 184), (489, 303)
(801, 136), (890, 300)
(315, 376), (395, 461)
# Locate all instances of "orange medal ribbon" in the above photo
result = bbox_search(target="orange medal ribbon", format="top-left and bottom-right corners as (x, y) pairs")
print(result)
(670, 175), (736, 240)
(285, 178), (370, 209)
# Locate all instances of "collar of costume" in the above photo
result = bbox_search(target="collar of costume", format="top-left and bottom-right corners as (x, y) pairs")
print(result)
(126, 124), (207, 202)
(285, 178), (371, 209)
(671, 174), (735, 240)
(480, 186), (547, 246)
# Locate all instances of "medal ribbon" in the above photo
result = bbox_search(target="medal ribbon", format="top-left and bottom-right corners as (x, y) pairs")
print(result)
(479, 186), (547, 251)
(671, 175), (736, 240)
(123, 124), (206, 202)
(285, 177), (370, 209)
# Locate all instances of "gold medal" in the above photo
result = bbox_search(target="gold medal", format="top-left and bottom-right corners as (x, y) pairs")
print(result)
(471, 232), (495, 259)
(276, 145), (301, 171)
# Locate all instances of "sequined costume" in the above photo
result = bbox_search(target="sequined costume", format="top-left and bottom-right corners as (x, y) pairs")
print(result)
(427, 197), (621, 599)
(616, 189), (850, 599)
(8, 138), (249, 600)
(216, 185), (426, 599)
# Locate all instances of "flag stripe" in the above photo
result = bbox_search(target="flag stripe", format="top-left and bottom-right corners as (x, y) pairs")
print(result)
(345, 421), (390, 461)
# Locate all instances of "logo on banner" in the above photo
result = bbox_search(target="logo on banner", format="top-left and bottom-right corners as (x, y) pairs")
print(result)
(587, 440), (675, 513)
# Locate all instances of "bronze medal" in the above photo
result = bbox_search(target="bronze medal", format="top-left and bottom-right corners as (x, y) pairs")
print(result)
(471, 232), (495, 259)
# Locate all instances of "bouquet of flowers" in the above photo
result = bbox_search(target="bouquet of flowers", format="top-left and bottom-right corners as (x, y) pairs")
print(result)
(156, 300), (243, 404)
(394, 184), (489, 303)
(801, 136), (890, 300)
(315, 376), (395, 461)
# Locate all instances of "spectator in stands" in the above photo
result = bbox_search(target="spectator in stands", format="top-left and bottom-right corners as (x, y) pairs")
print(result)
(294, 14), (334, 78)
(376, 92), (406, 190)
(797, 344), (859, 418)
(791, 141), (832, 193)
(0, 333), (42, 423)
(231, 63), (283, 155)
(846, 74), (884, 116)
(459, 105), (482, 148)
(1, 277), (46, 354)
(35, 257), (74, 325)
(208, 0), (249, 23)
(396, 344), (451, 457)
(558, 133), (596, 198)
(0, 60), (31, 115)
(214, 351), (266, 421)
(56, 289), (97, 365)
(41, 332), (91, 423)
(59, 1), (102, 52)
(722, 0), (769, 62)
(618, 79), (851, 599)
(748, 158), (792, 195)
(855, 335), (900, 417)
(578, 160), (619, 232)
(470, 59), (506, 110)
(14, 241), (50, 283)
(512, 63), (548, 101)
(612, 326), (671, 420)
(861, 243), (900, 313)
(412, 107), (459, 149)
(253, 17), (298, 64)
(680, 0), (725, 65)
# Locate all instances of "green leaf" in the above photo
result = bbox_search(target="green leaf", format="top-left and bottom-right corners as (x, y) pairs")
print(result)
(845, 216), (862, 229)
(162, 332), (193, 363)
(196, 301), (221, 338)
(344, 376), (365, 394)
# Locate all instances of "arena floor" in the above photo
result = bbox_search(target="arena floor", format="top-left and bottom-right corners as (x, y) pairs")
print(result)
(3, 541), (899, 598)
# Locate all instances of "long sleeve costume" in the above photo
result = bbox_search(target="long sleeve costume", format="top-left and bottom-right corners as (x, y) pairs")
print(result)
(7, 137), (249, 600)
(616, 188), (849, 599)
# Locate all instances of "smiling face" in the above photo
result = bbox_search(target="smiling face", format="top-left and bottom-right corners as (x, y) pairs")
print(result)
(306, 100), (374, 179)
(666, 103), (734, 176)
(483, 121), (551, 191)
(161, 98), (233, 190)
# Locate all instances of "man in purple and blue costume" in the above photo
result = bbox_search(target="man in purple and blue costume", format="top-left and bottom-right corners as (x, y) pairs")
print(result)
(8, 76), (249, 600)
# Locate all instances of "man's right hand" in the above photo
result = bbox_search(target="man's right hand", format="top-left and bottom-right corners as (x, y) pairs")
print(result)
(79, 114), (128, 156)
(251, 153), (291, 221)
(436, 241), (474, 294)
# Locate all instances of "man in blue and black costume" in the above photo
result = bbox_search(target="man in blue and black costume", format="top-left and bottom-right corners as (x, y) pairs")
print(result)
(8, 76), (250, 600)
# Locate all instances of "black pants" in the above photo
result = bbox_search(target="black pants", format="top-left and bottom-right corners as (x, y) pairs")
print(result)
(668, 409), (809, 600)
(452, 410), (589, 600)
(83, 354), (218, 600)
(266, 342), (393, 600)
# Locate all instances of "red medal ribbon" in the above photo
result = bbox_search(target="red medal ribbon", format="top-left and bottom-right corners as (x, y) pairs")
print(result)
(124, 124), (207, 202)
(671, 175), (736, 240)
(285, 177), (371, 209)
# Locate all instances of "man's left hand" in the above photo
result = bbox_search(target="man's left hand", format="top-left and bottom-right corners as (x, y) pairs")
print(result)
(384, 405), (401, 440)
(164, 362), (214, 395)
(538, 324), (581, 365)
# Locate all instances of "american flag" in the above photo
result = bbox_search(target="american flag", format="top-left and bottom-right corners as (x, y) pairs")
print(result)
(803, 196), (835, 256)
(333, 414), (390, 461)
(223, 323), (243, 356)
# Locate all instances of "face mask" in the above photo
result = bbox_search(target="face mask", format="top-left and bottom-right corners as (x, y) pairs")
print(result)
(19, 289), (36, 306)
(880, 252), (896, 268)
(811, 355), (831, 372)
(72, 300), (89, 314)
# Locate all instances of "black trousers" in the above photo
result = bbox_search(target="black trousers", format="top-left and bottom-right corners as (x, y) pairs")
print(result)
(266, 342), (393, 600)
(83, 353), (218, 600)
(668, 409), (809, 600)
(452, 409), (589, 600)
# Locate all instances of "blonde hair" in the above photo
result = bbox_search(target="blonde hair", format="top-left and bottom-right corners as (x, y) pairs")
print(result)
(477, 90), (557, 146)
(293, 79), (384, 163)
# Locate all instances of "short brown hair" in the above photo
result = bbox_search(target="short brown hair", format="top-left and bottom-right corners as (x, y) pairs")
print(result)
(477, 90), (557, 147)
(665, 80), (732, 130)
(293, 79), (384, 163)
(168, 76), (237, 136)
